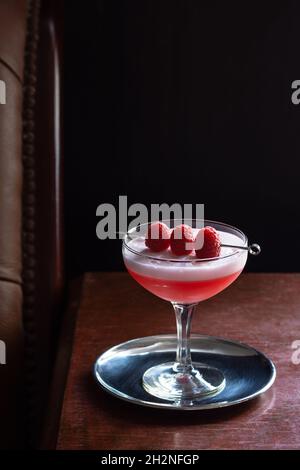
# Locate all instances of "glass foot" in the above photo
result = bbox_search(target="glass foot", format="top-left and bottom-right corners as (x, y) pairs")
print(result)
(143, 362), (225, 401)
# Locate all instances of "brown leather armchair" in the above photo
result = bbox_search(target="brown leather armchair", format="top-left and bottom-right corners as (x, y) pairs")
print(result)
(0, 0), (64, 449)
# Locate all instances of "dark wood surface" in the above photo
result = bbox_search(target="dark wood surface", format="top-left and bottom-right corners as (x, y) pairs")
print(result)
(57, 273), (300, 450)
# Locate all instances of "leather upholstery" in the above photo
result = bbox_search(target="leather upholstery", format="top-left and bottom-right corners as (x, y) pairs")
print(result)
(22, 0), (64, 447)
(0, 0), (27, 81)
(0, 0), (64, 448)
(0, 0), (27, 448)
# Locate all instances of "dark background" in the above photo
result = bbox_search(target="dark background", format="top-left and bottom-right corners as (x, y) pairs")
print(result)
(65, 0), (300, 275)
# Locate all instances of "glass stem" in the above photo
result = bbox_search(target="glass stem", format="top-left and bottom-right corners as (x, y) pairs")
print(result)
(173, 303), (198, 374)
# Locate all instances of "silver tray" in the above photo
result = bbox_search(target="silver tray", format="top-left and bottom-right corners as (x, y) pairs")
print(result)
(94, 335), (276, 410)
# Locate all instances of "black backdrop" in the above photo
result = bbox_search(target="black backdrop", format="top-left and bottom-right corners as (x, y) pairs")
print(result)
(65, 0), (300, 274)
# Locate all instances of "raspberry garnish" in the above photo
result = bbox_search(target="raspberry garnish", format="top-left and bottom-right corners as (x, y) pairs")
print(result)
(170, 224), (194, 256)
(195, 226), (221, 259)
(145, 222), (171, 252)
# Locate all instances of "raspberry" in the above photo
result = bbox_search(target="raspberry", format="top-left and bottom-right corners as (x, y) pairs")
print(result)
(195, 226), (221, 259)
(145, 222), (171, 252)
(170, 224), (194, 256)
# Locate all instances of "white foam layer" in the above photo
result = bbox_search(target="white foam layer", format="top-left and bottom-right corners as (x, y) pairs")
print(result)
(123, 230), (248, 281)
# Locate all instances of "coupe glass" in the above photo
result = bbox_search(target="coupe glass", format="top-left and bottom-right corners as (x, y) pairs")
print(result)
(122, 219), (248, 401)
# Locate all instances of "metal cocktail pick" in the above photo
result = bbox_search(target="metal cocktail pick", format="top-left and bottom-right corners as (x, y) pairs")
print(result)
(221, 243), (261, 256)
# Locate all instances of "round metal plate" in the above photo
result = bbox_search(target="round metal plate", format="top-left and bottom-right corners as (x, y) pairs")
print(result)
(94, 335), (276, 410)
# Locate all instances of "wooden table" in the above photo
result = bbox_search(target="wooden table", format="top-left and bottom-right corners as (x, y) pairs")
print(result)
(57, 273), (300, 450)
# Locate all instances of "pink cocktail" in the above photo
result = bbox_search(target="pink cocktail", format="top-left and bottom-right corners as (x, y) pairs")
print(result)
(127, 269), (241, 303)
(122, 220), (250, 402)
(124, 228), (246, 304)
